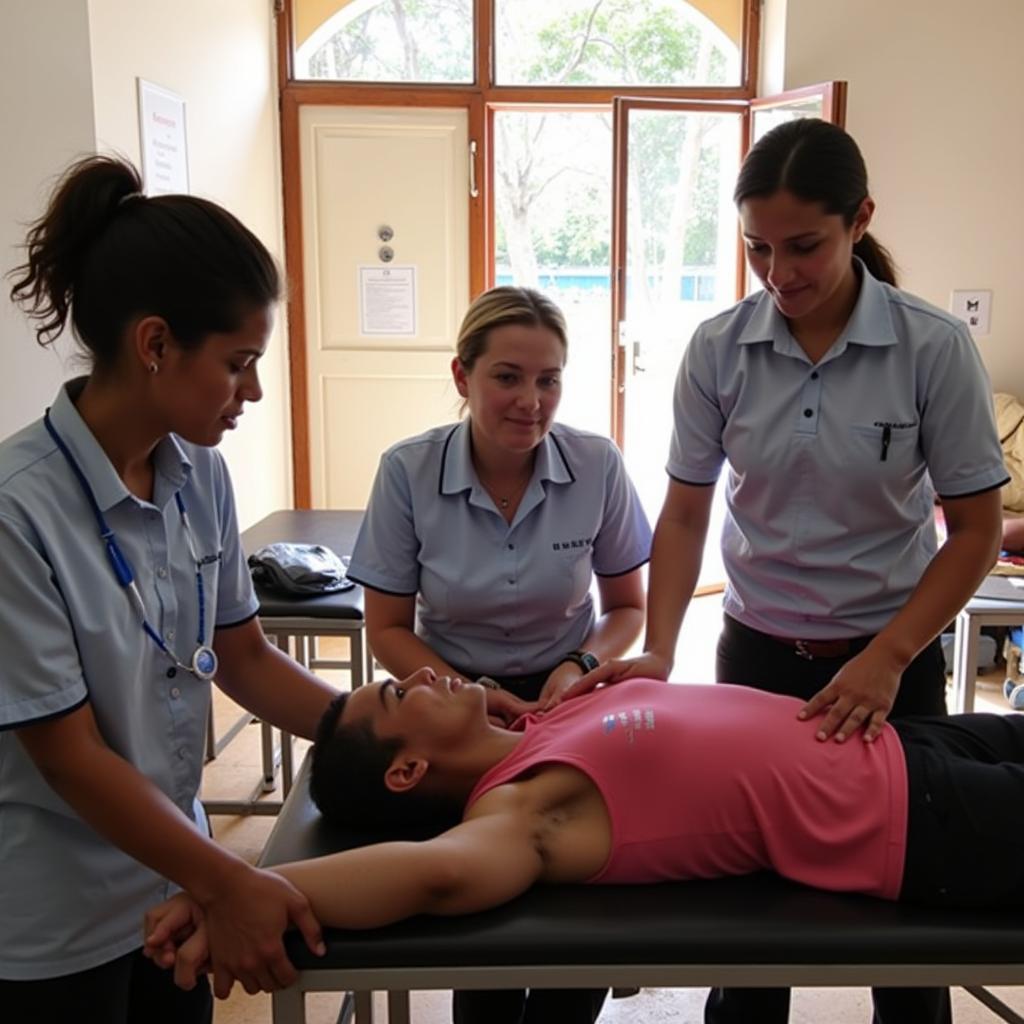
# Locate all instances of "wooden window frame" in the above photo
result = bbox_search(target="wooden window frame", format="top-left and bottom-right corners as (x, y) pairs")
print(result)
(277, 0), (761, 506)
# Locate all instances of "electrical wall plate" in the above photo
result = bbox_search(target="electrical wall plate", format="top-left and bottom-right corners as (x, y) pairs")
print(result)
(950, 289), (992, 337)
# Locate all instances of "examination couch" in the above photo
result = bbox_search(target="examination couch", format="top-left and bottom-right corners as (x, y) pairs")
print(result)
(261, 761), (1024, 1024)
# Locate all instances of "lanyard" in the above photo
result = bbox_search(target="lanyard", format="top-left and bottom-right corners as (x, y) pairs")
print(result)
(43, 410), (218, 681)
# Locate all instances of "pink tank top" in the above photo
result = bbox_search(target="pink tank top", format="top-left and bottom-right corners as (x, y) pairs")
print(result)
(467, 681), (908, 899)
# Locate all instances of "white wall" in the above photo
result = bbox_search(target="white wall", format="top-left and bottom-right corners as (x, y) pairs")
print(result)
(86, 0), (292, 527)
(777, 0), (1024, 397)
(0, 0), (96, 438)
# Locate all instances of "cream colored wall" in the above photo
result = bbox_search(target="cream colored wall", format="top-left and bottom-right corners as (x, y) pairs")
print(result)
(777, 0), (1024, 398)
(0, 0), (96, 439)
(86, 0), (291, 528)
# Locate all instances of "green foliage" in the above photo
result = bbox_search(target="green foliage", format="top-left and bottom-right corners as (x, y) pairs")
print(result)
(523, 0), (728, 87)
(307, 0), (473, 83)
(534, 186), (611, 267)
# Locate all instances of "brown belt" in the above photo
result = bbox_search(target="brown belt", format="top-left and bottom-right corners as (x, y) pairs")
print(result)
(728, 616), (871, 661)
(778, 636), (865, 660)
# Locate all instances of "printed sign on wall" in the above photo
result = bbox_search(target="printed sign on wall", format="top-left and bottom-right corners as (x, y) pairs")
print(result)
(137, 79), (189, 195)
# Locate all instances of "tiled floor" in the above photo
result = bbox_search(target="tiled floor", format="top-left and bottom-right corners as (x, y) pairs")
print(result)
(203, 595), (1024, 1022)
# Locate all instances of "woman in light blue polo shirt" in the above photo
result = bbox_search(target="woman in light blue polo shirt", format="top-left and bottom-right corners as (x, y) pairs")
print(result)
(0, 157), (335, 1020)
(346, 286), (652, 1024)
(570, 120), (1008, 1024)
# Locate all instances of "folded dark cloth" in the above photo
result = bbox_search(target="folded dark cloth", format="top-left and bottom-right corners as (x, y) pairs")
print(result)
(248, 542), (353, 596)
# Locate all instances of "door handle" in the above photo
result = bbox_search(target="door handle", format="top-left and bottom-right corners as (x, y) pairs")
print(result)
(469, 140), (479, 199)
(632, 340), (646, 374)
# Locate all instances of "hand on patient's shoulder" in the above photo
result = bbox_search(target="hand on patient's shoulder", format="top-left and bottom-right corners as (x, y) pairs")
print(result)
(484, 684), (539, 724)
(537, 661), (585, 708)
(543, 652), (672, 711)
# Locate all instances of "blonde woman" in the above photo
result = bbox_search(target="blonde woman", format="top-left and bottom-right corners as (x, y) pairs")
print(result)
(346, 286), (651, 1024)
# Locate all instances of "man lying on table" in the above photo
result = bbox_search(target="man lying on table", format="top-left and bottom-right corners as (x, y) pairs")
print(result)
(145, 668), (1024, 993)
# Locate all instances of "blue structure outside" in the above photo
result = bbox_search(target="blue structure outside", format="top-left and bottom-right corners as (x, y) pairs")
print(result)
(495, 267), (717, 302)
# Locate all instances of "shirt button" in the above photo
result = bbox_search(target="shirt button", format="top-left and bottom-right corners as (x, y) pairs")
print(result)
(178, 747), (188, 760)
(166, 629), (176, 640)
(170, 687), (181, 699)
(507, 579), (515, 585)
(508, 544), (515, 550)
(811, 371), (819, 380)
(157, 567), (168, 579)
(803, 408), (813, 418)
(166, 667), (177, 679)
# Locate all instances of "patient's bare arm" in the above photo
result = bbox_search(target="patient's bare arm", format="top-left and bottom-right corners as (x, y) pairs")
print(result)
(145, 805), (545, 985)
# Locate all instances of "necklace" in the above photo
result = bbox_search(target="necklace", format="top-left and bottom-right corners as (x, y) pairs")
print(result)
(480, 468), (531, 512)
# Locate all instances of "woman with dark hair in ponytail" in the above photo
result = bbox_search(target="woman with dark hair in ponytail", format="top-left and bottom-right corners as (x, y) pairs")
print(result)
(0, 156), (335, 1020)
(561, 119), (1008, 1024)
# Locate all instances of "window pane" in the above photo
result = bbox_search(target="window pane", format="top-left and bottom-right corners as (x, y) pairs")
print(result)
(494, 110), (612, 437)
(294, 0), (473, 83)
(495, 0), (743, 87)
(620, 109), (741, 583)
(752, 96), (825, 142)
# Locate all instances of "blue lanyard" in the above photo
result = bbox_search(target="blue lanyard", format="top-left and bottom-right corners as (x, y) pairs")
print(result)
(43, 410), (211, 676)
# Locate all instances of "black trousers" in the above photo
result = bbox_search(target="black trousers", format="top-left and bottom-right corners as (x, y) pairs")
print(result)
(0, 946), (212, 1024)
(897, 712), (1024, 908)
(452, 662), (607, 1024)
(706, 614), (951, 1024)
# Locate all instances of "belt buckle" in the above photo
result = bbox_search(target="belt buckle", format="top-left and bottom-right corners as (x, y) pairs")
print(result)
(794, 639), (814, 661)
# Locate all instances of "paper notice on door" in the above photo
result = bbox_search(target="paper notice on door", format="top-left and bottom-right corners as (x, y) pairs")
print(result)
(358, 266), (417, 336)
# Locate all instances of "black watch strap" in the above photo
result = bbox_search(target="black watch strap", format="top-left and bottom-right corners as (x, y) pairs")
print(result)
(562, 649), (599, 673)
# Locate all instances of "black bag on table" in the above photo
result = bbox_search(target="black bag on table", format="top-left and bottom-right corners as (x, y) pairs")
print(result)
(248, 543), (353, 596)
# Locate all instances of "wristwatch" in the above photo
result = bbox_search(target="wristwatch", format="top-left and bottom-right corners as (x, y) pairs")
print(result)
(561, 649), (600, 673)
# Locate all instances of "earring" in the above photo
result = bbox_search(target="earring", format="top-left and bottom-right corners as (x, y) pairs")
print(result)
(148, 363), (158, 375)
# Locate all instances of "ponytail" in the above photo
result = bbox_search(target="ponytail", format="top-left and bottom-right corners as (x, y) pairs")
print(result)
(8, 155), (279, 368)
(9, 156), (142, 348)
(853, 232), (898, 287)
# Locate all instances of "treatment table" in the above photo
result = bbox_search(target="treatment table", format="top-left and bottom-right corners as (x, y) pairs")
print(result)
(261, 761), (1024, 1024)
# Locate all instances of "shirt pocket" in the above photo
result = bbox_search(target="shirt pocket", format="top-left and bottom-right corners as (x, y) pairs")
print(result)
(848, 423), (920, 470)
(556, 545), (593, 608)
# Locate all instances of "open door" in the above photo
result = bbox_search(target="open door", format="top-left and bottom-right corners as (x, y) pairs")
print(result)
(610, 98), (744, 588)
(610, 83), (845, 589)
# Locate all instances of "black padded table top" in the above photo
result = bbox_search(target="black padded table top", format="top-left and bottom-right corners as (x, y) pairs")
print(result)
(261, 764), (1024, 975)
(241, 509), (365, 621)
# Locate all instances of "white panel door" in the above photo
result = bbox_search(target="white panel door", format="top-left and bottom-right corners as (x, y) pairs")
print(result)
(299, 105), (470, 508)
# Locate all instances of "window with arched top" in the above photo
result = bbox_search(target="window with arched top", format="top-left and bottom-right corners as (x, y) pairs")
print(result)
(292, 0), (744, 87)
(278, 0), (843, 529)
(296, 0), (474, 83)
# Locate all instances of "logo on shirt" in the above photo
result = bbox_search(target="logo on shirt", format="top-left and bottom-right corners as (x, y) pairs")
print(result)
(602, 707), (656, 744)
(873, 420), (917, 429)
(552, 537), (592, 552)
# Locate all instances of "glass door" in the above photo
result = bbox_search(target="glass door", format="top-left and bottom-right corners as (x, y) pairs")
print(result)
(611, 99), (744, 587)
(492, 107), (613, 437)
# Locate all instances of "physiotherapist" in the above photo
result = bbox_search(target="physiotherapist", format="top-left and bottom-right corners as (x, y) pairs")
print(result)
(0, 156), (336, 1022)
(568, 119), (1009, 1024)
(345, 285), (652, 1024)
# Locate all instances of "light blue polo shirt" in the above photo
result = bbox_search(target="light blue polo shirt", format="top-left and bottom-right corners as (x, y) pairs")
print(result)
(347, 420), (652, 676)
(669, 262), (1009, 639)
(0, 379), (259, 979)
